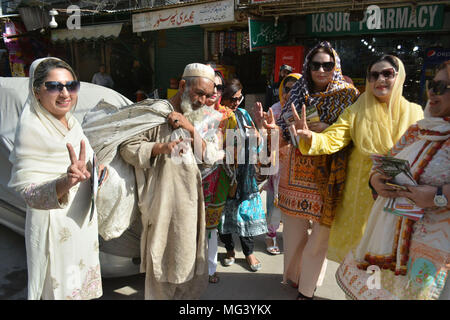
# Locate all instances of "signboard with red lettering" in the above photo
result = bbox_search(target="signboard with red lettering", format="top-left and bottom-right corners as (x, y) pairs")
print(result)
(132, 0), (234, 32)
(274, 46), (305, 82)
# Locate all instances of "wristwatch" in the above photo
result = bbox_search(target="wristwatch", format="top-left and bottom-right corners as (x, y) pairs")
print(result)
(434, 186), (448, 207)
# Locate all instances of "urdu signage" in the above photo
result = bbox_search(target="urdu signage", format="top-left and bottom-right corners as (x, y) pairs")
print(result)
(132, 0), (234, 32)
(248, 18), (289, 51)
(307, 4), (444, 36)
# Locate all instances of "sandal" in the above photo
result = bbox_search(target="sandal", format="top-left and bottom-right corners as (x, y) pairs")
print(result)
(223, 251), (235, 266)
(208, 273), (220, 284)
(265, 236), (280, 255)
(288, 280), (298, 288)
(296, 287), (316, 300)
(246, 254), (262, 272)
(296, 291), (313, 300)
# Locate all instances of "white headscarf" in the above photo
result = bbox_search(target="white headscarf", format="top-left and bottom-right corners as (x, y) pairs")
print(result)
(9, 57), (92, 190)
(417, 102), (450, 141)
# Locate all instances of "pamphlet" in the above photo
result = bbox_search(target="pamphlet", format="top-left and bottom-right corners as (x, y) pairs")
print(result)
(371, 154), (424, 221)
(90, 155), (98, 222)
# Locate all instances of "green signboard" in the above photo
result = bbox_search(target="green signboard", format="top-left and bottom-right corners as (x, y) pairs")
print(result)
(307, 4), (444, 36)
(248, 18), (289, 51)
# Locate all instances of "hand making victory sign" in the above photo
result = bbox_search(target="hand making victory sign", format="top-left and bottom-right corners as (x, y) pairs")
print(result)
(290, 103), (313, 144)
(55, 140), (91, 201)
(253, 101), (276, 130)
(66, 140), (91, 188)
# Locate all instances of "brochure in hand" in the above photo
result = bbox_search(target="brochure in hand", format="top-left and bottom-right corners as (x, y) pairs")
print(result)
(90, 155), (98, 222)
(371, 154), (424, 221)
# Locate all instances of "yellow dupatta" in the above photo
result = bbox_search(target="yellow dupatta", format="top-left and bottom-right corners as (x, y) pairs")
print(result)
(350, 57), (424, 156)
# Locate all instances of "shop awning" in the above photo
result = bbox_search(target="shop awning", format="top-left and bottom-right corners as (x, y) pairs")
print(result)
(51, 23), (123, 42)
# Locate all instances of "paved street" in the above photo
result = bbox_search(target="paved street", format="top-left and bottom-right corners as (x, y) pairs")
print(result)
(0, 189), (345, 300)
(0, 224), (345, 301)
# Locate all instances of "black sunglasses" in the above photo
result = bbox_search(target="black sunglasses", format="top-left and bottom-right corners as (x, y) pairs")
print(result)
(310, 61), (335, 72)
(215, 84), (225, 92)
(368, 68), (397, 82)
(426, 79), (450, 96)
(230, 95), (243, 103)
(44, 81), (80, 94)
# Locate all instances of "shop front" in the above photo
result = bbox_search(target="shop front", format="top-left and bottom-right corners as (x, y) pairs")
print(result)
(1, 18), (73, 77)
(290, 3), (450, 106)
(132, 0), (241, 99)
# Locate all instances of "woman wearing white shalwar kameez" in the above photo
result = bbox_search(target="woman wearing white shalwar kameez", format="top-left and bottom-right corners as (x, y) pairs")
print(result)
(8, 58), (102, 300)
(335, 61), (450, 300)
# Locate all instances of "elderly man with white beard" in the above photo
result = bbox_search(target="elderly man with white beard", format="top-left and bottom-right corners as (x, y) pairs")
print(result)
(118, 63), (218, 300)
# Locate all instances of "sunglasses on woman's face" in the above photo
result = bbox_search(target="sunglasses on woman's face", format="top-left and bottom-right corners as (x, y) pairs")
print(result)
(230, 95), (243, 104)
(310, 61), (335, 72)
(44, 81), (80, 94)
(215, 84), (225, 92)
(426, 79), (450, 95)
(368, 68), (397, 82)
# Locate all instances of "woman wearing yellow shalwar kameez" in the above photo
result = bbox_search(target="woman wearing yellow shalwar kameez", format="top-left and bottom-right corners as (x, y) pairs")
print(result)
(293, 55), (424, 263)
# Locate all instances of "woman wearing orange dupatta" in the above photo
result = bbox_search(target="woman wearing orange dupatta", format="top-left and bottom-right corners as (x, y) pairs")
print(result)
(262, 73), (301, 255)
(202, 69), (237, 284)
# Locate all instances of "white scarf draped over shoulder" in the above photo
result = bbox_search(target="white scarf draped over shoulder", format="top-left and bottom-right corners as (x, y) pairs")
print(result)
(7, 57), (99, 301)
(9, 58), (90, 190)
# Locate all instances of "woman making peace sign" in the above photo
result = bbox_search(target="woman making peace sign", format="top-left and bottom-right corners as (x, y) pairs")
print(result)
(9, 58), (103, 300)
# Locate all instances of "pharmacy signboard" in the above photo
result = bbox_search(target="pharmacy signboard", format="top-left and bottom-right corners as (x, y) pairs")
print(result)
(307, 4), (444, 36)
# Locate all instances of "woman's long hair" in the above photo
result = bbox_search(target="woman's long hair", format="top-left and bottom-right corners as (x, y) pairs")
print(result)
(222, 78), (243, 106)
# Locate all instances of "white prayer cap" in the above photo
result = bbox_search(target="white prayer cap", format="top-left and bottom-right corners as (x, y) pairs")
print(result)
(182, 63), (215, 82)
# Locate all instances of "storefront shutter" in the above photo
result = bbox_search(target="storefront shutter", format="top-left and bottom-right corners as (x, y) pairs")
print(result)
(155, 25), (204, 98)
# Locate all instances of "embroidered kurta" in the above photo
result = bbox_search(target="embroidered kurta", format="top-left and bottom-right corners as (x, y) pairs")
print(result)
(202, 104), (237, 230)
(9, 58), (102, 300)
(17, 168), (102, 300)
(277, 43), (359, 226)
(336, 123), (450, 300)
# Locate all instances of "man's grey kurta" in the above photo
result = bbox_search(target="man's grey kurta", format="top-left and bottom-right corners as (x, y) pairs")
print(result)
(120, 122), (208, 300)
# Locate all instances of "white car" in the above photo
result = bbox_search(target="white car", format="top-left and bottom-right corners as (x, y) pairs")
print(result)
(0, 77), (141, 278)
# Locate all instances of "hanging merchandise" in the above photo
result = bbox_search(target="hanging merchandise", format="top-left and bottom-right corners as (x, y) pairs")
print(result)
(237, 32), (242, 56)
(214, 32), (220, 56)
(210, 32), (217, 56)
(224, 32), (231, 53)
(242, 32), (249, 51)
(219, 31), (224, 55)
(261, 54), (269, 76)
(2, 21), (26, 76)
(230, 32), (237, 54)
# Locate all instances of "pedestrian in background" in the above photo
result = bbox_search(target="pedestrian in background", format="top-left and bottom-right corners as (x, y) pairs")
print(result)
(261, 73), (301, 255)
(219, 78), (268, 272)
(264, 64), (293, 112)
(91, 64), (114, 89)
(203, 69), (232, 284)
